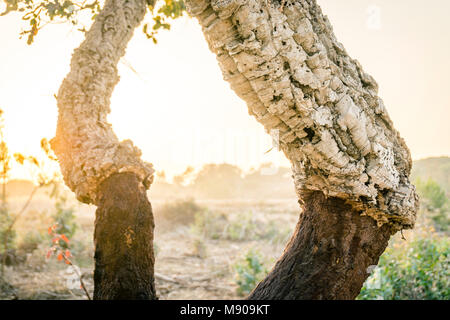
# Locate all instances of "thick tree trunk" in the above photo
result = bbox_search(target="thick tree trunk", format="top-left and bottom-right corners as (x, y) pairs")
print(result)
(94, 173), (156, 300)
(51, 0), (157, 299)
(248, 191), (392, 299)
(185, 0), (419, 299)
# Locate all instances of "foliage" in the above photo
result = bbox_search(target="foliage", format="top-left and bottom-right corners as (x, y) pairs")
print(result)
(18, 229), (44, 253)
(0, 109), (44, 267)
(190, 209), (228, 240)
(417, 178), (448, 211)
(233, 249), (268, 296)
(1, 0), (186, 45)
(416, 178), (449, 232)
(411, 157), (450, 194)
(0, 207), (15, 255)
(0, 109), (63, 275)
(1, 0), (101, 44)
(46, 223), (91, 299)
(51, 196), (77, 246)
(143, 0), (185, 44)
(358, 237), (450, 300)
(225, 212), (258, 241)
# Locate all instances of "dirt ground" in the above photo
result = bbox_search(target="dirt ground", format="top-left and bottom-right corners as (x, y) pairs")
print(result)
(1, 197), (300, 300)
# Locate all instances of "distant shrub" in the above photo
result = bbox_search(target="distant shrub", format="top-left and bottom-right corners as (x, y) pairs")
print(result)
(358, 237), (450, 300)
(52, 196), (77, 243)
(416, 178), (449, 232)
(416, 178), (447, 211)
(429, 210), (449, 233)
(0, 207), (15, 255)
(233, 249), (268, 296)
(18, 230), (44, 254)
(224, 212), (258, 241)
(158, 198), (205, 226)
(191, 210), (292, 243)
(190, 210), (228, 239)
(256, 220), (292, 245)
(191, 237), (207, 258)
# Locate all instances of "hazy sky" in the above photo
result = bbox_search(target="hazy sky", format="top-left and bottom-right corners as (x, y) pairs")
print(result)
(0, 0), (449, 179)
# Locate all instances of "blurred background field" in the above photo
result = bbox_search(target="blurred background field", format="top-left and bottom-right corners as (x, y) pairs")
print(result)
(0, 157), (448, 300)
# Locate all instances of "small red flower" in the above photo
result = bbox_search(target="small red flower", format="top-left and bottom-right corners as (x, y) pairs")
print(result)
(60, 234), (69, 243)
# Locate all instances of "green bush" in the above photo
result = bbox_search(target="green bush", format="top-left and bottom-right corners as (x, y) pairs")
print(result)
(358, 237), (449, 300)
(52, 196), (77, 241)
(18, 230), (44, 253)
(416, 178), (447, 211)
(233, 249), (268, 296)
(0, 206), (15, 255)
(225, 212), (258, 241)
(190, 210), (228, 239)
(415, 178), (449, 232)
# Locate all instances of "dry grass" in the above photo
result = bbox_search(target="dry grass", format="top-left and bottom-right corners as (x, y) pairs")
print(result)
(1, 196), (299, 300)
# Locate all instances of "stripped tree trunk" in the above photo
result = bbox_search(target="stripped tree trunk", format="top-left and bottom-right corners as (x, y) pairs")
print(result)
(51, 0), (157, 299)
(185, 0), (419, 299)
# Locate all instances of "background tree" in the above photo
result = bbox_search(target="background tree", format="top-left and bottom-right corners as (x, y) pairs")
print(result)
(192, 163), (243, 198)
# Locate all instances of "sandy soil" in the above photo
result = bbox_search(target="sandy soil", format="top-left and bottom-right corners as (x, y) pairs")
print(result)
(1, 198), (300, 300)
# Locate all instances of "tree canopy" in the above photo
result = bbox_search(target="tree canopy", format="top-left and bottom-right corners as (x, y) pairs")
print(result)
(1, 0), (186, 44)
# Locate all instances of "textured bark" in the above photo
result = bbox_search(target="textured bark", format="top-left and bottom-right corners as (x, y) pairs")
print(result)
(185, 0), (418, 230)
(94, 172), (156, 300)
(248, 191), (392, 299)
(184, 0), (419, 299)
(51, 0), (153, 205)
(51, 0), (157, 299)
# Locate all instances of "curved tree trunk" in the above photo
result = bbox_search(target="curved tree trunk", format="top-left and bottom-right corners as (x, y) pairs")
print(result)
(51, 0), (157, 299)
(94, 173), (156, 299)
(248, 191), (393, 299)
(185, 0), (419, 299)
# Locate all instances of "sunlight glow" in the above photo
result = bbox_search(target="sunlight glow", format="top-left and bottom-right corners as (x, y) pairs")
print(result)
(0, 0), (449, 182)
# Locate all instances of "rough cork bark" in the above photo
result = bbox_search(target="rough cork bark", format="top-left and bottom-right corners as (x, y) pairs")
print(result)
(94, 172), (156, 300)
(184, 0), (419, 299)
(185, 0), (418, 229)
(51, 0), (153, 205)
(51, 0), (157, 299)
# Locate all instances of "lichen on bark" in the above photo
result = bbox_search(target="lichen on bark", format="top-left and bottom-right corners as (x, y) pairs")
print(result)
(51, 0), (154, 205)
(185, 0), (418, 231)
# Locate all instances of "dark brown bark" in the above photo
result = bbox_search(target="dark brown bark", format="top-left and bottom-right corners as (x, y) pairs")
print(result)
(93, 172), (157, 300)
(248, 190), (393, 300)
